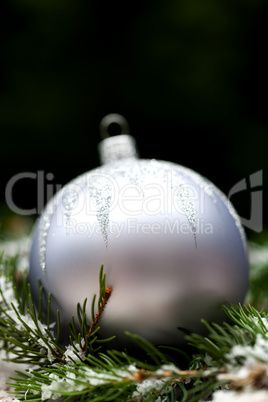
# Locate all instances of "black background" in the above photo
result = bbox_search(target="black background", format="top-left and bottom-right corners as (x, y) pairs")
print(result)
(0, 0), (267, 236)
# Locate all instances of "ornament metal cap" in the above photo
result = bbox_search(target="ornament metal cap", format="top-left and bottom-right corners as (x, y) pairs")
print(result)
(98, 113), (138, 165)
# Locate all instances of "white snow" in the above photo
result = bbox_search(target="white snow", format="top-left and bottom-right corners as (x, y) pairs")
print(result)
(227, 334), (268, 367)
(213, 389), (268, 402)
(64, 339), (86, 363)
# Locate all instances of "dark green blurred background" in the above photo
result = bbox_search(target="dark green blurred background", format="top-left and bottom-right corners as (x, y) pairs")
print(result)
(0, 0), (267, 235)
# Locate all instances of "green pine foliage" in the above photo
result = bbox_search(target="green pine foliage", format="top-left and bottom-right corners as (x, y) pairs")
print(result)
(248, 238), (268, 310)
(1, 239), (268, 401)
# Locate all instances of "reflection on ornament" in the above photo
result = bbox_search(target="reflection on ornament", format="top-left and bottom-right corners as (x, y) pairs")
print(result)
(29, 114), (249, 347)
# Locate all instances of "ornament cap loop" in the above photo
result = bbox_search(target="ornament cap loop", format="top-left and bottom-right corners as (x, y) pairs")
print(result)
(98, 114), (138, 165)
(99, 113), (130, 139)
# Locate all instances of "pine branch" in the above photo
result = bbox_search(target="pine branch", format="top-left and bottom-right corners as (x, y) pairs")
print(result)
(85, 264), (113, 342)
(2, 245), (268, 401)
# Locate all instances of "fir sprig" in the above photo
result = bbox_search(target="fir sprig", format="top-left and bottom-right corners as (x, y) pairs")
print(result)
(186, 304), (268, 364)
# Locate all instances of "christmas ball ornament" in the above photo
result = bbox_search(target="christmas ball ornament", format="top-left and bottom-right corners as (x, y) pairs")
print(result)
(29, 114), (249, 346)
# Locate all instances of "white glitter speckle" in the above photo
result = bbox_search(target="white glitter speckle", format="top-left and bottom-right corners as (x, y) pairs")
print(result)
(39, 198), (56, 272)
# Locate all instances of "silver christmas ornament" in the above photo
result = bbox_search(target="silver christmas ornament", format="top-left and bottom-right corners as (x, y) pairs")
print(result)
(29, 114), (249, 346)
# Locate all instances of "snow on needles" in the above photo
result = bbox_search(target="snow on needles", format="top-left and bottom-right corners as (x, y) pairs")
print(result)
(41, 364), (139, 400)
(226, 314), (268, 369)
(212, 314), (268, 401)
(213, 389), (268, 402)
